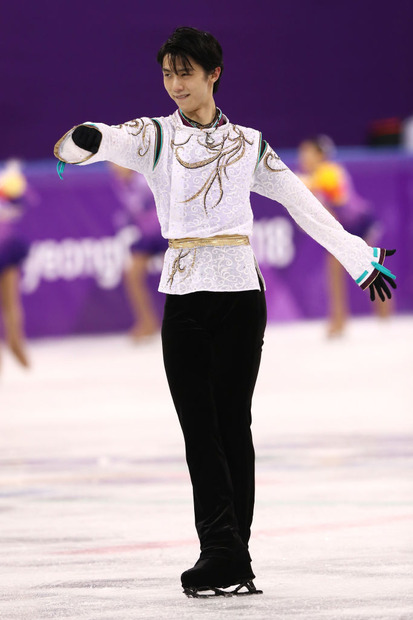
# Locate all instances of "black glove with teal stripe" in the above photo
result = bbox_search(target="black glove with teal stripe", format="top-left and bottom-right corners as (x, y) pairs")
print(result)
(369, 249), (397, 302)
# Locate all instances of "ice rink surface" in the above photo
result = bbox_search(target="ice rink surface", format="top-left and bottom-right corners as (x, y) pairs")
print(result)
(1, 316), (412, 620)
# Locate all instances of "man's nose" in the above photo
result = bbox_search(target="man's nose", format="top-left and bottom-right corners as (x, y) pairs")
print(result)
(171, 76), (184, 92)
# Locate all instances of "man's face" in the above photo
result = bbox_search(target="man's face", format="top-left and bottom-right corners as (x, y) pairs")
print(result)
(162, 55), (219, 115)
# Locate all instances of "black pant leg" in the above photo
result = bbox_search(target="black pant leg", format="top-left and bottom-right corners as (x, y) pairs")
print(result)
(161, 288), (266, 554)
(211, 288), (267, 546)
(161, 292), (242, 553)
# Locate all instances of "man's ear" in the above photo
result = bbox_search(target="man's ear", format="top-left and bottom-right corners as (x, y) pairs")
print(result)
(210, 66), (221, 83)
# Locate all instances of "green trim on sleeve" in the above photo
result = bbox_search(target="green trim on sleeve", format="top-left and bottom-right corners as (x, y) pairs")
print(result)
(255, 134), (268, 171)
(151, 118), (163, 170)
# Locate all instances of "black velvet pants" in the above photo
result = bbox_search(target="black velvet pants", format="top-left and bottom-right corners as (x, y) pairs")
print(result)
(161, 284), (267, 556)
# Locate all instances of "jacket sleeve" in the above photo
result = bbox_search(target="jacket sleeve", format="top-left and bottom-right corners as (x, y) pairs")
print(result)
(54, 118), (157, 176)
(251, 143), (385, 289)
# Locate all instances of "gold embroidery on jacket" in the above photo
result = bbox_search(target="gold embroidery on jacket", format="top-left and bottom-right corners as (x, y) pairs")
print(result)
(264, 150), (287, 172)
(167, 249), (197, 287)
(113, 119), (151, 157)
(170, 135), (192, 148)
(137, 123), (150, 157)
(171, 125), (253, 213)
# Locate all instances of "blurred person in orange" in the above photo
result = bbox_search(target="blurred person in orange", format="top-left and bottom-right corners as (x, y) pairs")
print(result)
(298, 136), (392, 338)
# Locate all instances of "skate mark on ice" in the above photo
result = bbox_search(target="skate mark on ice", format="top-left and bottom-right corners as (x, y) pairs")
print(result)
(54, 514), (413, 556)
(34, 578), (149, 589)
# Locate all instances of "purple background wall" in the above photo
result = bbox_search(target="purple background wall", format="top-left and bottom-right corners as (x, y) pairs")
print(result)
(2, 0), (413, 160)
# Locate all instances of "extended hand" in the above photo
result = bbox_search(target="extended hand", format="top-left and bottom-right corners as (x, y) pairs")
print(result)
(72, 125), (102, 154)
(369, 249), (397, 302)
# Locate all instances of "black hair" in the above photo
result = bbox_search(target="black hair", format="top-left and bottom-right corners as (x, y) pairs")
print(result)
(157, 26), (224, 94)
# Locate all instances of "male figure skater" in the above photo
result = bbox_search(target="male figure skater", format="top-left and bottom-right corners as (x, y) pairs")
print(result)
(54, 27), (396, 597)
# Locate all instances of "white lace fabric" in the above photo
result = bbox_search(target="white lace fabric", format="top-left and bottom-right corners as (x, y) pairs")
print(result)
(55, 110), (377, 295)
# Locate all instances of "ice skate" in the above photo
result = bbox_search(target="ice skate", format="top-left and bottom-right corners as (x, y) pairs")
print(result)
(181, 554), (262, 598)
(129, 320), (159, 342)
(8, 333), (30, 368)
(183, 579), (262, 598)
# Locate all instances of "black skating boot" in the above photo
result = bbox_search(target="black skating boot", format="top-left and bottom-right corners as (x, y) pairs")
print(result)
(181, 549), (262, 597)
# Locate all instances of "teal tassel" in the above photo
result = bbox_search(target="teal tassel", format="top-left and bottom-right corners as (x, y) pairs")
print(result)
(371, 261), (396, 280)
(57, 160), (66, 180)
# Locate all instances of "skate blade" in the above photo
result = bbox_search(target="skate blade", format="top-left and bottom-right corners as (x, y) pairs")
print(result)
(183, 580), (263, 598)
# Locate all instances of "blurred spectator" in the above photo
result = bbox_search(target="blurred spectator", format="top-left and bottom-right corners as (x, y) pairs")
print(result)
(0, 160), (30, 368)
(402, 114), (413, 151)
(297, 136), (392, 337)
(367, 117), (401, 147)
(108, 164), (167, 340)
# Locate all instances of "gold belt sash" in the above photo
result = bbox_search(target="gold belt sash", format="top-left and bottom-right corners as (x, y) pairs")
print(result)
(168, 234), (250, 250)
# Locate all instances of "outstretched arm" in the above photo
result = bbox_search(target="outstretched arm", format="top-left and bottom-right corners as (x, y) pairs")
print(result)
(54, 118), (158, 176)
(251, 144), (396, 301)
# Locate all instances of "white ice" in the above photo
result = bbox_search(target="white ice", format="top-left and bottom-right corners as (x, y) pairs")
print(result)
(1, 316), (412, 620)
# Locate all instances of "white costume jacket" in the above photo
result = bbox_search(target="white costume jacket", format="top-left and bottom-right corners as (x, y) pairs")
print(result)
(55, 111), (385, 295)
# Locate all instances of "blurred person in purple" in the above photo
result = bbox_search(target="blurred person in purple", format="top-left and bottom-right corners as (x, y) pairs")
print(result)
(0, 160), (30, 368)
(109, 164), (167, 340)
(298, 136), (391, 338)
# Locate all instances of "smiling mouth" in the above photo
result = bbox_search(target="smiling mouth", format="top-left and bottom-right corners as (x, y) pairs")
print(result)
(175, 94), (189, 100)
